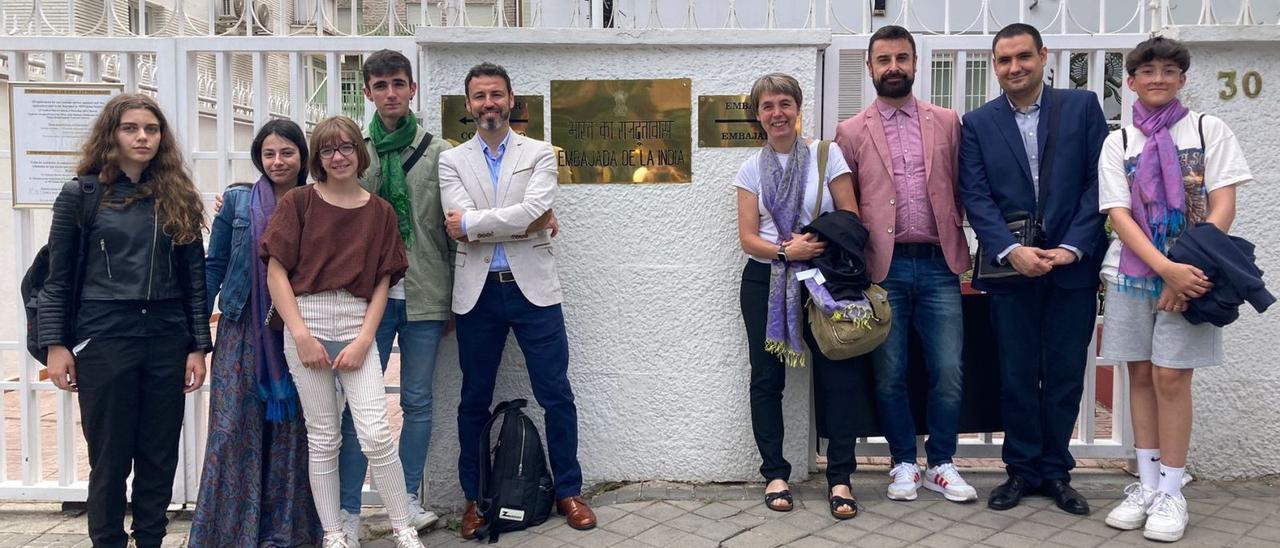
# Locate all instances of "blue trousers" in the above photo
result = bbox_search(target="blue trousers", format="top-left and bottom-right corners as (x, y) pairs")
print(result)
(989, 280), (1097, 486)
(869, 254), (965, 467)
(338, 298), (445, 513)
(455, 280), (581, 502)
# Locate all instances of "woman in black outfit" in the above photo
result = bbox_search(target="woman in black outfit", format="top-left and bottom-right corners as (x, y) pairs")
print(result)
(40, 93), (212, 548)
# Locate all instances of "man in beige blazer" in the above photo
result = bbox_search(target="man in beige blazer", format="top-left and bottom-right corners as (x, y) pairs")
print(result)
(439, 62), (596, 540)
(835, 26), (975, 505)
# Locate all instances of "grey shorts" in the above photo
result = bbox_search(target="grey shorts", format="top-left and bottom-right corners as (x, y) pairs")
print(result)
(1100, 282), (1222, 368)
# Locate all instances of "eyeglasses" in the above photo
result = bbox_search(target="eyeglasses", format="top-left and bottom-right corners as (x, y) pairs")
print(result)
(318, 142), (357, 159)
(1135, 67), (1183, 80)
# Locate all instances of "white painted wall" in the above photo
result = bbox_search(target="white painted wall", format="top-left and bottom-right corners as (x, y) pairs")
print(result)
(1154, 25), (1280, 480)
(413, 28), (829, 509)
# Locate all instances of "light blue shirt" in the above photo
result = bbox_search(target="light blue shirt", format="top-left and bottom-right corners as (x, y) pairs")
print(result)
(462, 131), (512, 272)
(1011, 90), (1043, 197)
(999, 86), (1080, 263)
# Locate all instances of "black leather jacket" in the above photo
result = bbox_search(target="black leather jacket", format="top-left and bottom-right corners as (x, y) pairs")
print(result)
(37, 174), (212, 352)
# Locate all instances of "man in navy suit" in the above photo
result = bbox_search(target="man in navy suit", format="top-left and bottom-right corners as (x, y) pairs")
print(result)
(958, 23), (1108, 515)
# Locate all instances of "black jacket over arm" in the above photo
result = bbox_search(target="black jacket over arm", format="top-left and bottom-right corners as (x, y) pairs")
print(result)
(1168, 223), (1274, 327)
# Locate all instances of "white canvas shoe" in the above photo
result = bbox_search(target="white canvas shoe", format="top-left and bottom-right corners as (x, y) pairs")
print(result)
(321, 531), (350, 548)
(887, 462), (922, 501)
(1106, 482), (1157, 530)
(1144, 491), (1189, 542)
(406, 494), (440, 531)
(924, 463), (978, 502)
(392, 528), (425, 548)
(339, 509), (361, 547)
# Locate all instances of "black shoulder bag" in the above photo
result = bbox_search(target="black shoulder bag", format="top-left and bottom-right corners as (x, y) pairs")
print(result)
(974, 88), (1064, 281)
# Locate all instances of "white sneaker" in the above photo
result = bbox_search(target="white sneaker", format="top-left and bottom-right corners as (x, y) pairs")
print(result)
(1144, 491), (1189, 542)
(339, 509), (361, 547)
(924, 463), (978, 502)
(406, 494), (440, 531)
(1106, 482), (1157, 530)
(887, 462), (922, 501)
(321, 532), (350, 548)
(392, 528), (425, 548)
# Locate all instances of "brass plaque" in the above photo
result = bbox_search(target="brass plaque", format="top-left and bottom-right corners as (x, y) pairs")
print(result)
(439, 95), (544, 145)
(697, 95), (801, 148)
(550, 79), (692, 184)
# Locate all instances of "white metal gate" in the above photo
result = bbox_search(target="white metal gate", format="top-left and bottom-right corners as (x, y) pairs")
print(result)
(1, 36), (419, 505)
(818, 31), (1145, 459)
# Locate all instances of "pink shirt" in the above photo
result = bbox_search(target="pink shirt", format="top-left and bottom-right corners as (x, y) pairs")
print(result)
(876, 97), (940, 245)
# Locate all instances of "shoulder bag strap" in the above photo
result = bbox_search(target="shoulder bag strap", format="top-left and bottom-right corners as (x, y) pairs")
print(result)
(401, 131), (434, 174)
(1198, 113), (1207, 153)
(1035, 88), (1064, 223)
(812, 140), (830, 221)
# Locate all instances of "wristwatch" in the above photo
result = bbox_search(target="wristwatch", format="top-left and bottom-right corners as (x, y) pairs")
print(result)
(776, 245), (788, 263)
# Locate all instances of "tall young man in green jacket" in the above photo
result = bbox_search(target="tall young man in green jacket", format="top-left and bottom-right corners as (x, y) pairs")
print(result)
(336, 49), (453, 544)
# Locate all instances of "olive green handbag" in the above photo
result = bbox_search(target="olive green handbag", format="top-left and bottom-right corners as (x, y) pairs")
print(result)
(805, 140), (893, 360)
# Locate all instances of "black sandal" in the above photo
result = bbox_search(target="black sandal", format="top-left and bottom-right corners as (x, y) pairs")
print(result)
(764, 489), (794, 512)
(828, 491), (858, 520)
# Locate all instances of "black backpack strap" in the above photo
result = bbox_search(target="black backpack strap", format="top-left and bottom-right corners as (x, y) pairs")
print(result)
(1120, 126), (1128, 151)
(64, 175), (102, 346)
(1198, 113), (1208, 153)
(401, 131), (434, 174)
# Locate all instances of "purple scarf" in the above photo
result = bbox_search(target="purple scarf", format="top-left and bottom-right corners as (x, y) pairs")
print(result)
(1119, 99), (1189, 296)
(760, 139), (811, 367)
(249, 177), (299, 422)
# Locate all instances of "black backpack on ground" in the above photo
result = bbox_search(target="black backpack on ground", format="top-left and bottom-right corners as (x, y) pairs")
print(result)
(474, 399), (555, 543)
(23, 176), (102, 365)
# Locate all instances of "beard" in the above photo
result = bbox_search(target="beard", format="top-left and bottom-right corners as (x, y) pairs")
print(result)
(473, 106), (511, 130)
(873, 72), (914, 99)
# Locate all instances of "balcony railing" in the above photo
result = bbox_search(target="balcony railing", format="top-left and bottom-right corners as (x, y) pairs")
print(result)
(3, 1), (1277, 38)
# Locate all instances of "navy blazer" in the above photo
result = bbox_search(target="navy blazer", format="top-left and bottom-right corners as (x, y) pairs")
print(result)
(959, 86), (1109, 293)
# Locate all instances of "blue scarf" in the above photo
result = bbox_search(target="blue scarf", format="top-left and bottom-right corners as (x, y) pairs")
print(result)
(250, 177), (300, 422)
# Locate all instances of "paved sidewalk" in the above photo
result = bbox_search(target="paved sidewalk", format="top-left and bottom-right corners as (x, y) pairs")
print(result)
(2, 470), (1278, 547)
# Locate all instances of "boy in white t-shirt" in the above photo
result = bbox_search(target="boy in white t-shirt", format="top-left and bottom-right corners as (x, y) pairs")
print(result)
(1098, 37), (1253, 543)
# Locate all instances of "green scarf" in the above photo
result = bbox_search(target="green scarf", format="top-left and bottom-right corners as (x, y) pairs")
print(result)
(369, 111), (417, 248)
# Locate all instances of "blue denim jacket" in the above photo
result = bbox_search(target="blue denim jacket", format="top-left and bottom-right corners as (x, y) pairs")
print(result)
(205, 185), (253, 322)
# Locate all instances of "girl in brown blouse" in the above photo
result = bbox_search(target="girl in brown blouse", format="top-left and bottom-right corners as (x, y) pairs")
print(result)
(260, 116), (422, 548)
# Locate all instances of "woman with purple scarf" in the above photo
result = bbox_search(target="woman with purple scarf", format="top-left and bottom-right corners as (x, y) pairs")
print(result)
(191, 119), (322, 546)
(733, 73), (864, 520)
(1098, 37), (1253, 543)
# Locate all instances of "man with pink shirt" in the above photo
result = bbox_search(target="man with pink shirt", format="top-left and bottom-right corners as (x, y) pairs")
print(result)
(834, 25), (975, 504)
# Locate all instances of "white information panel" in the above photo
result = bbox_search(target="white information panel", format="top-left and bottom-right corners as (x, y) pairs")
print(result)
(9, 82), (123, 207)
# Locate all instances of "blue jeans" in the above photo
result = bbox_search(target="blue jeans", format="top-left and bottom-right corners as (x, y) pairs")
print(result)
(338, 298), (445, 514)
(455, 279), (581, 502)
(869, 253), (964, 467)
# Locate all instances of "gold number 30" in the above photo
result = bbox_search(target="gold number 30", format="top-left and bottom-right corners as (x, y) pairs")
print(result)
(1219, 70), (1263, 100)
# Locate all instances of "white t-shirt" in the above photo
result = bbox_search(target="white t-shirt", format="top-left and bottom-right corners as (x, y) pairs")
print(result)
(388, 278), (406, 300)
(734, 141), (852, 263)
(1098, 111), (1253, 284)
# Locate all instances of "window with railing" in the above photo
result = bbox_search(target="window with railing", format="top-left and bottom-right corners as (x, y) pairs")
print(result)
(930, 52), (954, 109)
(964, 56), (989, 114)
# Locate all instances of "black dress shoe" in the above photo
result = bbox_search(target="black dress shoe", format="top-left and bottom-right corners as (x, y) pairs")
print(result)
(1040, 479), (1091, 515)
(988, 475), (1032, 511)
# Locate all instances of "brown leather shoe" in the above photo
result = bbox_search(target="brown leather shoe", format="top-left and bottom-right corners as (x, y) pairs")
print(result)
(460, 501), (485, 540)
(557, 496), (597, 530)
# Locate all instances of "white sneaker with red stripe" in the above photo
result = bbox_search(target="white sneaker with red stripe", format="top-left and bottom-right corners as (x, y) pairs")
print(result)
(887, 462), (922, 501)
(924, 463), (978, 502)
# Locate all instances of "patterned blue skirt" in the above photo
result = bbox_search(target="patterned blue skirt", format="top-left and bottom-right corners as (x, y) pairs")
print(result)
(189, 315), (322, 547)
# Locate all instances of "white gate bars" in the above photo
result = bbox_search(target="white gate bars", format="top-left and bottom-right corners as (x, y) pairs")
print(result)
(0, 36), (418, 504)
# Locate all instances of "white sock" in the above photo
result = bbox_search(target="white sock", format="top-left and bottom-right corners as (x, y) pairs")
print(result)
(1136, 448), (1162, 490)
(1158, 464), (1186, 497)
